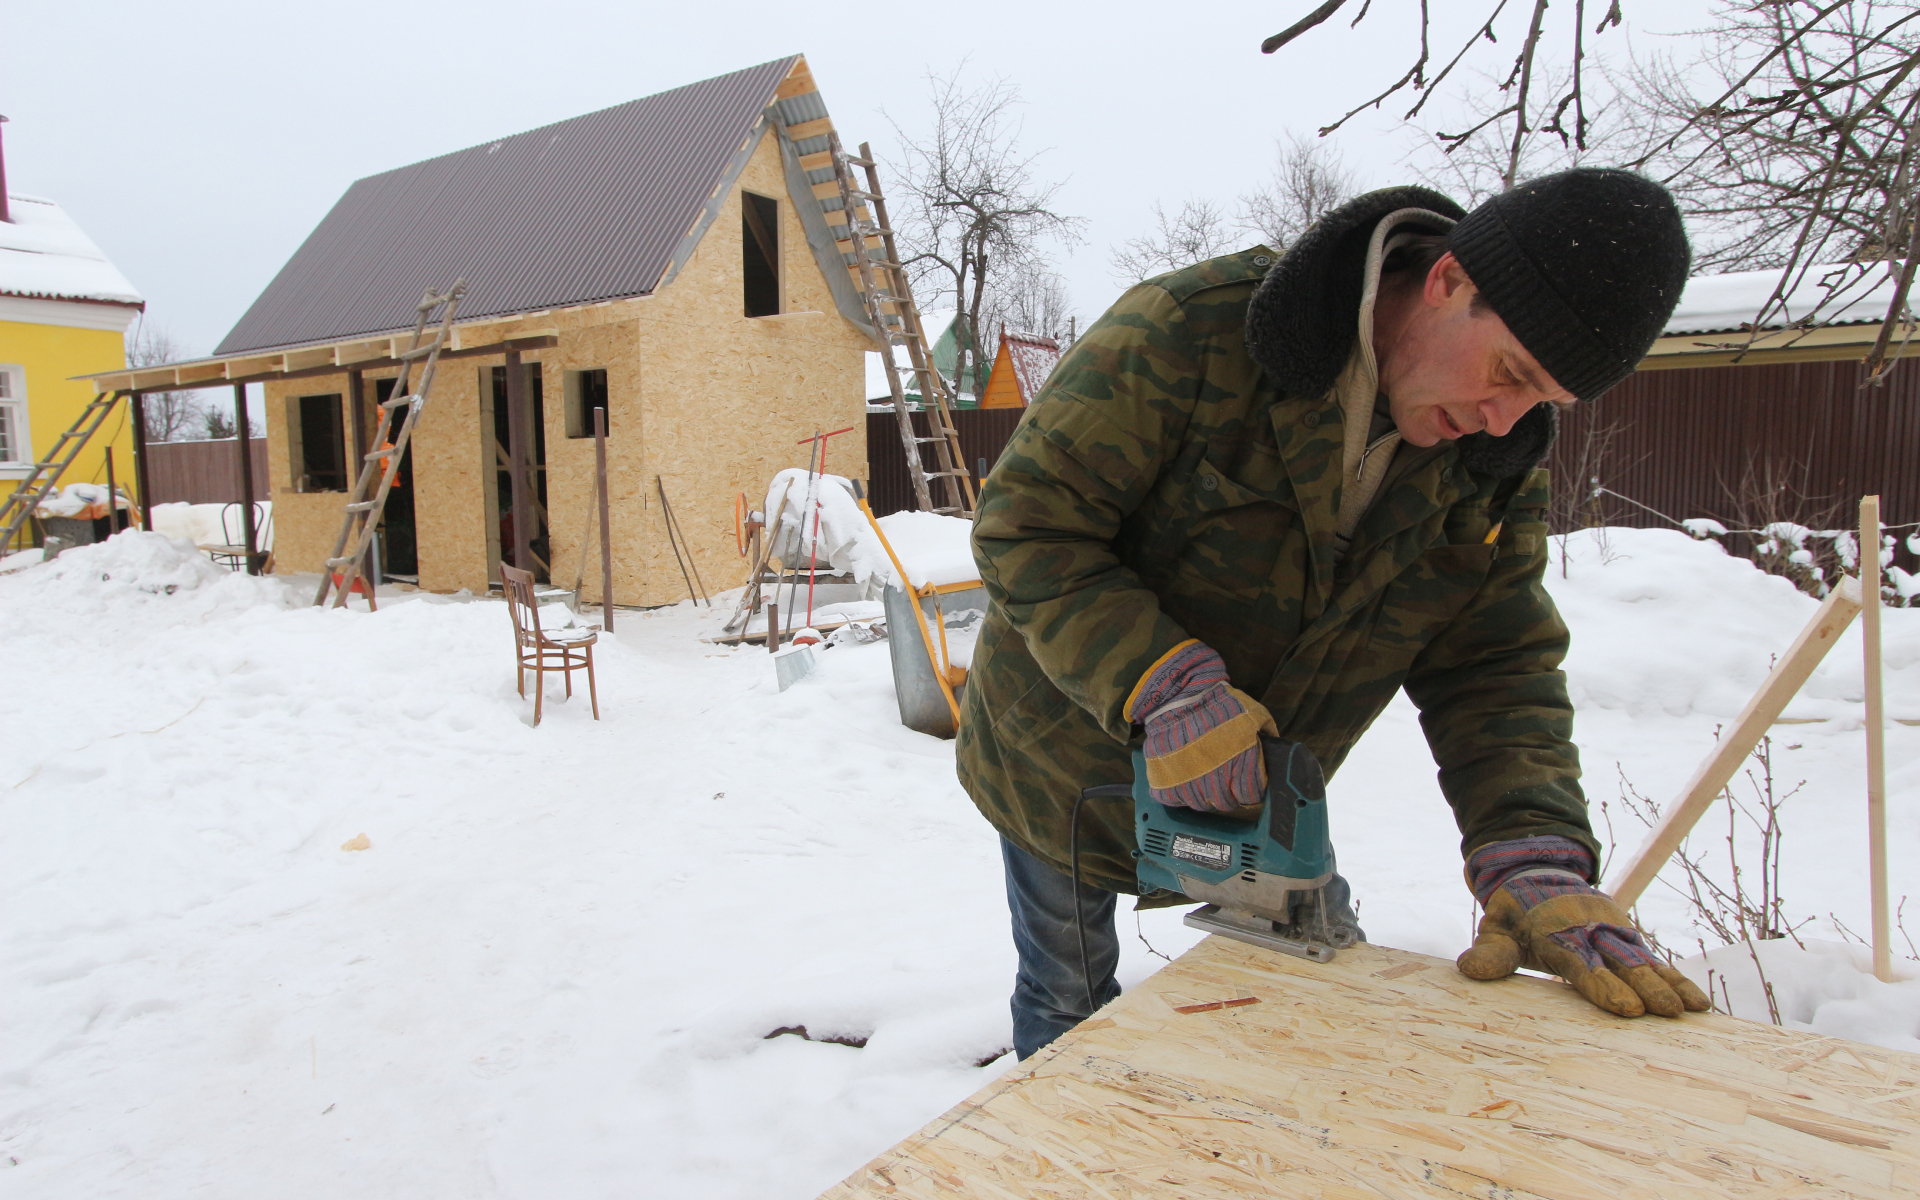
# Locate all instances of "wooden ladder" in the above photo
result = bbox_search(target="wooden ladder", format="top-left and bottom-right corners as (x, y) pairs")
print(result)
(827, 135), (976, 517)
(0, 390), (127, 554)
(314, 281), (464, 608)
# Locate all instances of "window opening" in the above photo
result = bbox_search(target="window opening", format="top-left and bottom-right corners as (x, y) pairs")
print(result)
(742, 191), (780, 317)
(565, 368), (610, 439)
(0, 366), (25, 465)
(295, 393), (347, 492)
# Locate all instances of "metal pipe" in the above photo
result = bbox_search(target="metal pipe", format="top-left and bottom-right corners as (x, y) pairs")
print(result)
(234, 383), (258, 575)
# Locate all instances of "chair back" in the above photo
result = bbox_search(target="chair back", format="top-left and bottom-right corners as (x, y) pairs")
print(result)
(219, 501), (270, 548)
(501, 565), (542, 647)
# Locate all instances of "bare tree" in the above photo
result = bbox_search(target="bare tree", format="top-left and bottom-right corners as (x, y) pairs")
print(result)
(1264, 0), (1920, 383)
(1618, 2), (1920, 382)
(1110, 199), (1238, 283)
(890, 68), (1084, 398)
(1411, 66), (1636, 206)
(983, 263), (1077, 344)
(1238, 134), (1359, 248)
(127, 323), (198, 442)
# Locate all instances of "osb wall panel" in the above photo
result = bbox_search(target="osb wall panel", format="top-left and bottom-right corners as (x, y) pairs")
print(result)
(402, 360), (490, 594)
(260, 375), (352, 575)
(626, 130), (871, 608)
(538, 320), (641, 604)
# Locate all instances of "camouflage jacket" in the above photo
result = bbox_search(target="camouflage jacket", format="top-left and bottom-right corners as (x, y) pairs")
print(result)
(957, 187), (1594, 897)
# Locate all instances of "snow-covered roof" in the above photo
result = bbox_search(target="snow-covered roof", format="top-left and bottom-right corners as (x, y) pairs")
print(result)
(0, 192), (143, 307)
(1663, 262), (1898, 337)
(1000, 328), (1061, 401)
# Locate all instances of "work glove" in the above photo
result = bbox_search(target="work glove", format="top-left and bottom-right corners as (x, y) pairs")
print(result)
(1457, 836), (1712, 1018)
(1125, 640), (1277, 813)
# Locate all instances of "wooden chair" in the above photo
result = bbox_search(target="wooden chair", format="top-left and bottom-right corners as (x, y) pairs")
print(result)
(501, 565), (600, 725)
(200, 501), (273, 573)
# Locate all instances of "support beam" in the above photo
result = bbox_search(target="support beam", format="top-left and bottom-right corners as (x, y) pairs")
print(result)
(1863, 496), (1893, 982)
(594, 404), (612, 631)
(503, 350), (534, 580)
(128, 392), (153, 533)
(234, 383), (259, 575)
(1607, 575), (1862, 909)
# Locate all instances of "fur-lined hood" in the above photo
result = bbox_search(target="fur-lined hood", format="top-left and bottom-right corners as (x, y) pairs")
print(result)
(1243, 185), (1558, 479)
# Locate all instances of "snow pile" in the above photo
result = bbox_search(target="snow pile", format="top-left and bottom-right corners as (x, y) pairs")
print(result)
(149, 500), (277, 552)
(0, 192), (144, 305)
(761, 471), (979, 592)
(3, 531), (290, 626)
(36, 481), (124, 519)
(874, 511), (978, 589)
(1681, 939), (1920, 1053)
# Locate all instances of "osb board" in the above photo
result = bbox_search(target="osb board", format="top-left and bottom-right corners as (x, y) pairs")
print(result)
(260, 376), (352, 575)
(403, 360), (490, 594)
(822, 937), (1920, 1199)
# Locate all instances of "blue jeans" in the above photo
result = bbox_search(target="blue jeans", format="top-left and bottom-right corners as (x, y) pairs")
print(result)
(1001, 837), (1122, 1061)
(1001, 835), (1364, 1060)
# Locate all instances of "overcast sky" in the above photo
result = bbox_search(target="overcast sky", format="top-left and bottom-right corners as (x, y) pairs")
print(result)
(7, 0), (1718, 359)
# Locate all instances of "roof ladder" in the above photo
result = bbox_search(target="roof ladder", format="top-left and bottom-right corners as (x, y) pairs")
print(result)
(313, 280), (465, 608)
(828, 136), (976, 518)
(0, 390), (128, 555)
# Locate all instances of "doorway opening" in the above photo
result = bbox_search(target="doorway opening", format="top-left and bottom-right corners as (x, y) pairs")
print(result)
(484, 362), (549, 583)
(371, 378), (418, 580)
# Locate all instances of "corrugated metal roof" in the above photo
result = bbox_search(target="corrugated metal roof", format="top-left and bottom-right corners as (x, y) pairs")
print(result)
(216, 57), (799, 356)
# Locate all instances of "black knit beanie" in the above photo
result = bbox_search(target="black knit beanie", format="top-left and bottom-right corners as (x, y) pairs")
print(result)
(1447, 168), (1690, 402)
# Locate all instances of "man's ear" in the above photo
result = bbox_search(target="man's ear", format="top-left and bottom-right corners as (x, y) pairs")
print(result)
(1423, 252), (1475, 308)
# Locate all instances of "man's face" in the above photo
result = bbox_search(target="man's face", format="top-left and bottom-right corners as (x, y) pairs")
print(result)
(1378, 253), (1575, 447)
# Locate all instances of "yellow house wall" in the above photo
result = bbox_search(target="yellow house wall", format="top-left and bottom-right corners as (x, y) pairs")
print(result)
(1, 317), (133, 548)
(252, 125), (870, 604)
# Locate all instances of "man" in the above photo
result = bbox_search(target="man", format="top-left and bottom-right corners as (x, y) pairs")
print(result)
(958, 169), (1712, 1061)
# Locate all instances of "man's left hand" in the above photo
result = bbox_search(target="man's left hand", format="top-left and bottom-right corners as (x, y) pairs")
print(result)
(1456, 836), (1711, 1018)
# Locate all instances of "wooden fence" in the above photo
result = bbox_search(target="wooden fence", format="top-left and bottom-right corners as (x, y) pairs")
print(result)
(865, 409), (1025, 517)
(141, 438), (270, 505)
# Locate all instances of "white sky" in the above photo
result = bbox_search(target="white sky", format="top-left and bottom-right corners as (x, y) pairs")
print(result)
(5, 0), (1719, 358)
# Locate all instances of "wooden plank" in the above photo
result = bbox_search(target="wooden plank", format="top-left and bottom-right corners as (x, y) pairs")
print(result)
(1607, 575), (1862, 908)
(785, 117), (834, 141)
(1864, 497), (1893, 981)
(798, 150), (835, 171)
(820, 937), (1920, 1199)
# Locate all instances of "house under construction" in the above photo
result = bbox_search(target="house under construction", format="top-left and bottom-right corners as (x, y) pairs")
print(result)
(85, 56), (944, 606)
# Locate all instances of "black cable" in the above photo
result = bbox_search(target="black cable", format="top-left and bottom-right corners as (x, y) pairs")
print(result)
(1072, 784), (1134, 1019)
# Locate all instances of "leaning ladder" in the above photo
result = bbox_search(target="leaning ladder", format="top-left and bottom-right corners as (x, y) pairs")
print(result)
(827, 135), (976, 517)
(0, 390), (127, 553)
(314, 281), (465, 608)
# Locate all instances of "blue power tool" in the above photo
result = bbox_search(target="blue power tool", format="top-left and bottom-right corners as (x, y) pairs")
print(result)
(1131, 736), (1361, 963)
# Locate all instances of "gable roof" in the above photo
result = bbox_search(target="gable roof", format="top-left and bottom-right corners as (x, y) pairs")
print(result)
(216, 57), (799, 356)
(1000, 328), (1062, 400)
(0, 191), (144, 308)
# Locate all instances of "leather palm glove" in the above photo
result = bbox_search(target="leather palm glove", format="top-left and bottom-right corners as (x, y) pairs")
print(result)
(1457, 836), (1712, 1018)
(1125, 640), (1277, 813)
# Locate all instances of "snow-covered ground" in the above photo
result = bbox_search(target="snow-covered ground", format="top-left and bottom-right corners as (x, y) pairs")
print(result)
(4, 527), (1917, 1196)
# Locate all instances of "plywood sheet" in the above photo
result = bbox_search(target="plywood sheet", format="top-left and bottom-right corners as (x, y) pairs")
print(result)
(821, 937), (1920, 1199)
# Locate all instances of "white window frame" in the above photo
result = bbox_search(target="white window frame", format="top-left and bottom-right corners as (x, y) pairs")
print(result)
(0, 364), (28, 469)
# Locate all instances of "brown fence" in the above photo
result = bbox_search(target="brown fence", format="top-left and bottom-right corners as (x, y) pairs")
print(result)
(865, 408), (1025, 517)
(1548, 358), (1920, 565)
(142, 438), (271, 505)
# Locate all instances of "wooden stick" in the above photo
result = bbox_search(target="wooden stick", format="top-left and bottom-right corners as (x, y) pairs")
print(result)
(1608, 574), (1862, 909)
(656, 476), (699, 605)
(104, 447), (119, 535)
(1863, 496), (1893, 982)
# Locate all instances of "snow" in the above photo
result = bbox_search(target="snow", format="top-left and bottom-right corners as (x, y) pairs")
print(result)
(148, 500), (277, 553)
(4, 525), (1918, 1196)
(0, 192), (144, 306)
(1665, 259), (1901, 337)
(873, 511), (977, 590)
(1000, 329), (1061, 402)
(759, 471), (978, 593)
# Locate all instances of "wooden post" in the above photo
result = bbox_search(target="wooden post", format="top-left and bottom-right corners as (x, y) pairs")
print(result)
(234, 383), (259, 575)
(1607, 575), (1863, 909)
(104, 447), (119, 534)
(347, 368), (369, 479)
(129, 391), (153, 532)
(503, 351), (534, 578)
(1862, 496), (1893, 982)
(594, 405), (613, 632)
(766, 600), (779, 653)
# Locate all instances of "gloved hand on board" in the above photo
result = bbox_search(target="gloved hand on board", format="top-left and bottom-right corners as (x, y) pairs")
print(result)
(1125, 640), (1277, 813)
(1456, 835), (1712, 1017)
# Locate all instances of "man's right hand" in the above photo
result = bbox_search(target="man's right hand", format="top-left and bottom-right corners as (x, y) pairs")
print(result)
(1126, 641), (1277, 812)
